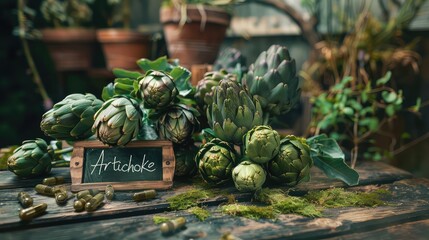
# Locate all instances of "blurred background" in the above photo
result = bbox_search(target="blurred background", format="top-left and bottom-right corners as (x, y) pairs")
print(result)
(1, 0), (429, 176)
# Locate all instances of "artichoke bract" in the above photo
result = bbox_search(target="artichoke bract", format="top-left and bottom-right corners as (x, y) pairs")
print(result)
(139, 70), (178, 109)
(173, 143), (199, 177)
(213, 48), (247, 75)
(244, 125), (280, 164)
(92, 96), (142, 146)
(195, 70), (235, 109)
(242, 45), (301, 116)
(207, 78), (264, 145)
(267, 136), (313, 186)
(197, 138), (238, 185)
(40, 93), (103, 141)
(232, 160), (266, 192)
(7, 138), (53, 178)
(157, 104), (199, 145)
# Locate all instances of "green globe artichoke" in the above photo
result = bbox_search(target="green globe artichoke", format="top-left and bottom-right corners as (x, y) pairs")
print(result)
(7, 138), (53, 178)
(40, 93), (103, 141)
(195, 70), (235, 109)
(139, 70), (178, 109)
(173, 143), (199, 177)
(232, 160), (266, 192)
(242, 45), (301, 116)
(213, 47), (247, 76)
(207, 78), (264, 145)
(267, 135), (313, 186)
(196, 138), (238, 185)
(244, 125), (280, 164)
(157, 104), (199, 144)
(92, 96), (142, 146)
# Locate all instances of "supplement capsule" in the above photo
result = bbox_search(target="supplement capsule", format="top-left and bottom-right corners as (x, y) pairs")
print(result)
(54, 188), (68, 205)
(42, 176), (65, 186)
(77, 189), (99, 199)
(19, 203), (48, 221)
(160, 217), (186, 235)
(34, 184), (55, 196)
(85, 193), (105, 211)
(132, 190), (157, 202)
(17, 192), (33, 208)
(105, 185), (114, 201)
(73, 194), (93, 212)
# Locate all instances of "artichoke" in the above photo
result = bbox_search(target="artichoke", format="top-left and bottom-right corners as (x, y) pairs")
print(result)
(40, 93), (103, 141)
(207, 78), (264, 145)
(232, 160), (266, 192)
(267, 135), (313, 186)
(92, 96), (142, 146)
(195, 70), (235, 109)
(157, 104), (199, 145)
(173, 143), (199, 177)
(244, 125), (280, 164)
(139, 70), (178, 109)
(242, 45), (301, 116)
(7, 139), (53, 178)
(196, 138), (238, 185)
(213, 47), (247, 77)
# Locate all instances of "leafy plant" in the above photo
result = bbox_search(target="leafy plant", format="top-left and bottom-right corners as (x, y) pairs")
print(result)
(40, 0), (94, 28)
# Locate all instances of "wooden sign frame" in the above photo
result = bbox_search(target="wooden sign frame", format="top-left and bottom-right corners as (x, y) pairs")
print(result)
(70, 140), (175, 192)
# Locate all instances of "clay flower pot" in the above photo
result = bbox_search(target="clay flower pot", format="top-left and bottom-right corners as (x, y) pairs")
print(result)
(41, 28), (96, 71)
(97, 29), (151, 70)
(160, 5), (231, 68)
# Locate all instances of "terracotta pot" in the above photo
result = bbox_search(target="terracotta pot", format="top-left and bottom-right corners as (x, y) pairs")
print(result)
(160, 5), (231, 68)
(41, 28), (96, 71)
(97, 29), (151, 70)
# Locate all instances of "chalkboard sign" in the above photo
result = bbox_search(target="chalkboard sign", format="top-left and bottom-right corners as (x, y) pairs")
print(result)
(70, 140), (175, 192)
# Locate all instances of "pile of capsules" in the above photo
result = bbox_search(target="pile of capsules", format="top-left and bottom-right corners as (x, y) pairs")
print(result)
(17, 176), (160, 221)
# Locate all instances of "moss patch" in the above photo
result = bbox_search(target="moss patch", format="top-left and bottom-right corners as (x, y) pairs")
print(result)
(187, 206), (211, 221)
(152, 215), (170, 224)
(221, 204), (278, 220)
(305, 188), (391, 208)
(167, 189), (214, 210)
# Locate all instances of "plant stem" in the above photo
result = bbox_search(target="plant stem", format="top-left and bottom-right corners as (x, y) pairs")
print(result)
(54, 147), (74, 155)
(51, 160), (70, 167)
(17, 0), (52, 110)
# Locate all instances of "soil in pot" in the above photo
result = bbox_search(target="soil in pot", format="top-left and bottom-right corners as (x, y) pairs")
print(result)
(160, 5), (231, 68)
(41, 28), (96, 71)
(97, 29), (151, 70)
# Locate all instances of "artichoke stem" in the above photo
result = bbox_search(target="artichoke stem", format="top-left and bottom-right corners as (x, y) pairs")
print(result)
(51, 160), (69, 167)
(54, 147), (73, 156)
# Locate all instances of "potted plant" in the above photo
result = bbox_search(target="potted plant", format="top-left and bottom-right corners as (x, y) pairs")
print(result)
(96, 0), (151, 70)
(40, 0), (96, 71)
(160, 0), (236, 68)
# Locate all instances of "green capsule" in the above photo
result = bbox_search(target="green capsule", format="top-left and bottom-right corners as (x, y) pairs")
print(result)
(73, 195), (93, 212)
(160, 217), (186, 235)
(105, 185), (114, 201)
(35, 184), (55, 196)
(54, 188), (68, 205)
(42, 176), (65, 186)
(132, 190), (157, 202)
(17, 192), (33, 208)
(77, 189), (100, 199)
(19, 203), (48, 221)
(85, 193), (105, 211)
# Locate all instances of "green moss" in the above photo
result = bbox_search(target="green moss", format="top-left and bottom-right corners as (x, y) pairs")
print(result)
(153, 215), (170, 224)
(305, 188), (390, 208)
(167, 189), (214, 210)
(187, 206), (211, 221)
(221, 204), (278, 220)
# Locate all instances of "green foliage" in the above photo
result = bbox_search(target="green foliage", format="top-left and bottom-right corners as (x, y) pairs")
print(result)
(187, 206), (211, 221)
(166, 189), (213, 210)
(40, 0), (94, 28)
(307, 134), (359, 186)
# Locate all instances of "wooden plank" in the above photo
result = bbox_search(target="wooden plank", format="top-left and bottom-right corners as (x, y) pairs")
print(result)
(0, 162), (413, 230)
(0, 168), (71, 190)
(2, 178), (429, 239)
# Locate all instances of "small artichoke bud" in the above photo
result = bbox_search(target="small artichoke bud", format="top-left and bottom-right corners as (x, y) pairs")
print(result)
(232, 160), (266, 192)
(244, 125), (280, 164)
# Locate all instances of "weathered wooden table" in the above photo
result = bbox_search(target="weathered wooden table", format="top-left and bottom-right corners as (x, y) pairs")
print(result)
(1, 162), (429, 240)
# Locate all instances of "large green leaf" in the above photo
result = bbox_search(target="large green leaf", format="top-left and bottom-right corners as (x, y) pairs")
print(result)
(307, 134), (359, 186)
(137, 56), (173, 73)
(112, 68), (143, 79)
(170, 66), (193, 96)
